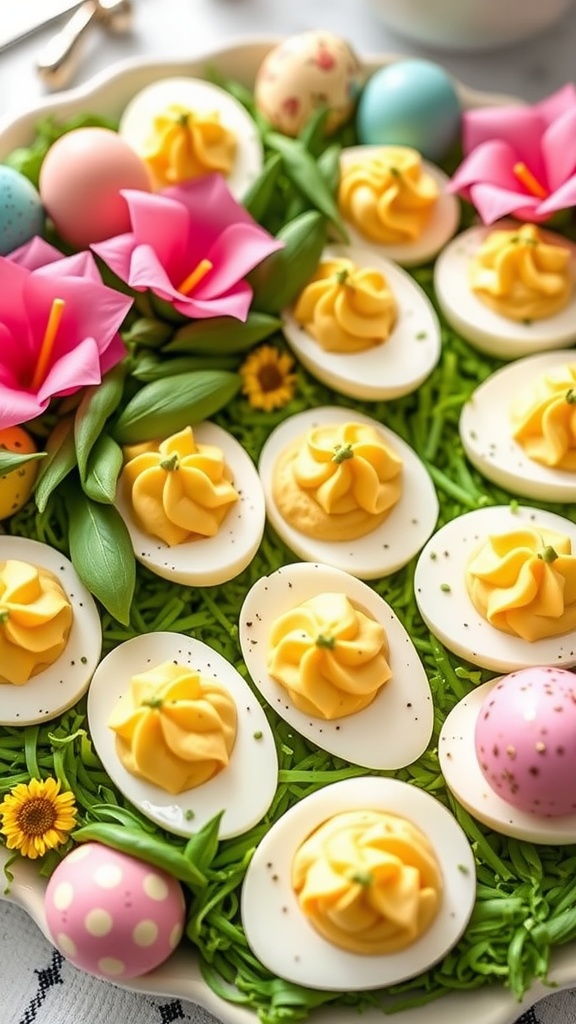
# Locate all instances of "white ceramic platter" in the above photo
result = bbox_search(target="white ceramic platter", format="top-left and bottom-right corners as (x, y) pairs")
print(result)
(0, 37), (567, 1024)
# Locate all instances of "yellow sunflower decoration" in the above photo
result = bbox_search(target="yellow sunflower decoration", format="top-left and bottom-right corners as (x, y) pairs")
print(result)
(240, 345), (297, 412)
(0, 777), (77, 860)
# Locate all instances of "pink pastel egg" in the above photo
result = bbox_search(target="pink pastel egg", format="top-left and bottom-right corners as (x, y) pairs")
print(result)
(44, 842), (186, 979)
(39, 127), (151, 248)
(475, 666), (576, 817)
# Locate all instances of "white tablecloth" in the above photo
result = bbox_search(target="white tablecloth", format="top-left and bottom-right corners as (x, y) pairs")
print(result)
(2, 1), (576, 1021)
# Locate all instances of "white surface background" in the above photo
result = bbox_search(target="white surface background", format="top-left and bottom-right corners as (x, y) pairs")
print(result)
(1, 0), (576, 1021)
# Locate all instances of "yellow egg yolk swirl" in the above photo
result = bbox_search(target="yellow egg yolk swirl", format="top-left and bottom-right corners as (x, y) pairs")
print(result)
(121, 426), (239, 546)
(466, 527), (576, 641)
(511, 364), (576, 470)
(272, 421), (403, 542)
(293, 258), (398, 353)
(469, 224), (573, 321)
(292, 809), (443, 955)
(108, 660), (237, 795)
(338, 146), (439, 244)
(142, 104), (237, 188)
(267, 592), (391, 719)
(0, 560), (73, 686)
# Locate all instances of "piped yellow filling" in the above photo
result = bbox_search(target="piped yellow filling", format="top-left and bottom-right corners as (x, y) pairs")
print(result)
(0, 560), (73, 686)
(143, 105), (237, 188)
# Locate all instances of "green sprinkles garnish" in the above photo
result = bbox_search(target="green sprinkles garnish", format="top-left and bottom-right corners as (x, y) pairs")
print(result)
(332, 442), (354, 464)
(253, 730), (263, 740)
(565, 388), (576, 404)
(440, 583), (451, 593)
(539, 544), (559, 564)
(160, 453), (179, 471)
(349, 869), (374, 886)
(315, 633), (336, 649)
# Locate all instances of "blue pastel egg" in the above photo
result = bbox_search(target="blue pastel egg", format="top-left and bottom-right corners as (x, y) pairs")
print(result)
(0, 165), (45, 256)
(357, 59), (461, 162)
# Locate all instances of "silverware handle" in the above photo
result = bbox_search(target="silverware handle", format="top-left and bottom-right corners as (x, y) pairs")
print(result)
(36, 1), (98, 89)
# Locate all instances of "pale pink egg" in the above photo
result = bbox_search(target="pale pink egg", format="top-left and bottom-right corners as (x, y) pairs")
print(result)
(475, 666), (576, 817)
(39, 127), (151, 248)
(44, 842), (186, 979)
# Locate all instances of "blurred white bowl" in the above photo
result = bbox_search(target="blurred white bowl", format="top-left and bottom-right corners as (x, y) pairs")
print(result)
(367, 0), (574, 50)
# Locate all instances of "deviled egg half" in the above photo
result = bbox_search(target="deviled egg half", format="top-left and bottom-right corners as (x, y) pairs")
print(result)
(460, 350), (576, 502)
(440, 667), (576, 844)
(241, 776), (476, 991)
(239, 562), (433, 769)
(434, 221), (576, 359)
(118, 77), (263, 198)
(281, 244), (441, 401)
(258, 406), (438, 579)
(338, 145), (460, 267)
(115, 422), (265, 586)
(414, 504), (576, 673)
(87, 631), (277, 839)
(0, 536), (101, 727)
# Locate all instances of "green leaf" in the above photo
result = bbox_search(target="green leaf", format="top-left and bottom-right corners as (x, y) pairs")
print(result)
(74, 364), (126, 482)
(249, 211), (327, 314)
(34, 421), (77, 514)
(131, 353), (240, 381)
(165, 312), (282, 355)
(112, 370), (241, 444)
(81, 434), (123, 504)
(122, 317), (174, 349)
(184, 812), (223, 874)
(0, 451), (46, 476)
(242, 153), (283, 222)
(66, 490), (135, 624)
(265, 132), (348, 240)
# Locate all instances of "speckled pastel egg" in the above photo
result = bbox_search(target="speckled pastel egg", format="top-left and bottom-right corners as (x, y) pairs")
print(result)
(44, 842), (186, 979)
(0, 165), (45, 256)
(39, 127), (151, 249)
(357, 59), (461, 162)
(254, 31), (363, 137)
(475, 667), (576, 817)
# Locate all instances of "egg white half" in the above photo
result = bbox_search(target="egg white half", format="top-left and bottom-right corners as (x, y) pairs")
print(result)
(241, 776), (476, 991)
(87, 631), (277, 839)
(281, 244), (441, 401)
(239, 562), (433, 769)
(460, 350), (576, 503)
(434, 222), (576, 359)
(118, 77), (263, 199)
(439, 678), (576, 844)
(115, 421), (265, 586)
(0, 536), (101, 727)
(414, 504), (576, 673)
(339, 146), (460, 267)
(258, 406), (438, 580)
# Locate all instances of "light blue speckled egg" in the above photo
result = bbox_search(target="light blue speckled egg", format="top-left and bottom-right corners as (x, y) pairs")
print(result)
(0, 165), (45, 256)
(357, 59), (461, 162)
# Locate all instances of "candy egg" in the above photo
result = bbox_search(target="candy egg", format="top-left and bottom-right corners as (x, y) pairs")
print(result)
(44, 842), (186, 979)
(357, 60), (461, 162)
(0, 165), (44, 256)
(39, 127), (151, 248)
(0, 425), (40, 519)
(254, 31), (363, 137)
(439, 669), (576, 843)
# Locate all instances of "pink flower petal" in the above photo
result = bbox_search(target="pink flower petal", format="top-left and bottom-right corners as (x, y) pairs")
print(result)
(0, 382), (46, 430)
(538, 174), (576, 216)
(120, 189), (190, 270)
(39, 334), (104, 401)
(534, 84), (576, 127)
(172, 280), (253, 320)
(468, 182), (542, 224)
(197, 223), (282, 299)
(127, 242), (179, 295)
(462, 106), (547, 184)
(541, 107), (576, 192)
(449, 140), (523, 196)
(8, 237), (63, 269)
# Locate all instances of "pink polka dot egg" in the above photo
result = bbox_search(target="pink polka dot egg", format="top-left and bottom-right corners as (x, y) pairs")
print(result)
(44, 842), (186, 979)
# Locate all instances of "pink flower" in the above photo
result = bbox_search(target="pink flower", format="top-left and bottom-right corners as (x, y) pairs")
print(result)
(0, 251), (132, 430)
(92, 174), (283, 321)
(448, 85), (576, 224)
